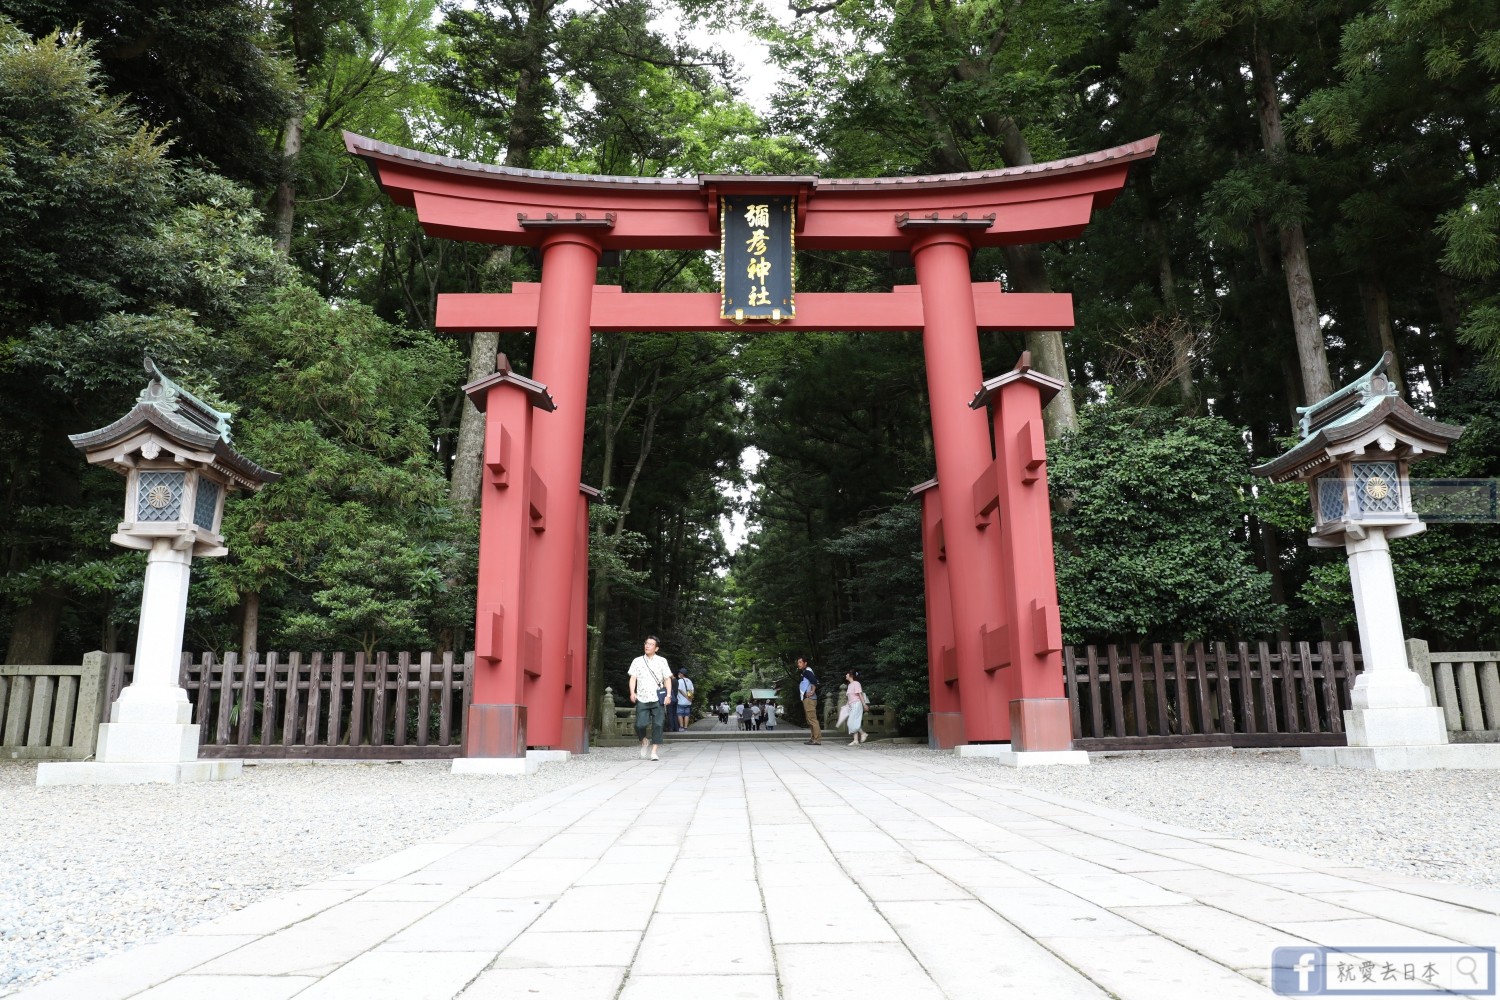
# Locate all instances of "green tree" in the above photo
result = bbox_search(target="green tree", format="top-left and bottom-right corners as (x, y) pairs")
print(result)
(197, 283), (466, 654)
(1049, 403), (1284, 642)
(0, 22), (289, 662)
(6, 1), (296, 183)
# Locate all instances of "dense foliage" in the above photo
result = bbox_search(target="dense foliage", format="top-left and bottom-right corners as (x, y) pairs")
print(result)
(2, 0), (1497, 733)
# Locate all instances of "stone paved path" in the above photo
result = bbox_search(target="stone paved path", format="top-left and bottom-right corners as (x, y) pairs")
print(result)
(16, 743), (1500, 999)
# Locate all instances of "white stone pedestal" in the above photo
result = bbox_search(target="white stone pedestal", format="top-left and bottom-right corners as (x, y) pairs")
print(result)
(955, 743), (1089, 767)
(37, 540), (241, 787)
(450, 748), (569, 775)
(1303, 527), (1485, 771)
(526, 749), (571, 764)
(452, 755), (540, 775)
(1302, 743), (1500, 770)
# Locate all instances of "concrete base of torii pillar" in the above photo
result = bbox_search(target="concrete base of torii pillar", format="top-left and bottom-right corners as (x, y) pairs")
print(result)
(954, 744), (1089, 767)
(38, 541), (243, 786)
(1301, 529), (1500, 771)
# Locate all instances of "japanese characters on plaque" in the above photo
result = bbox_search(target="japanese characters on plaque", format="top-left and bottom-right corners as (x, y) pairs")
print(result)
(720, 195), (795, 322)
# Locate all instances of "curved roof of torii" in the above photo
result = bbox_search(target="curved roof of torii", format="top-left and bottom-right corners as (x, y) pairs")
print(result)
(344, 132), (1159, 252)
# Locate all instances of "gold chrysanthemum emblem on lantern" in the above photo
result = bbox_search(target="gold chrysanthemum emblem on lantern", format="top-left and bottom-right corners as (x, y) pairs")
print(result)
(1365, 476), (1391, 501)
(145, 483), (175, 509)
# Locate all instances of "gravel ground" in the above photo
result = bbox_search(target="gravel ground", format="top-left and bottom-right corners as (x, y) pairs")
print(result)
(893, 745), (1500, 892)
(4, 744), (1497, 996)
(0, 749), (638, 997)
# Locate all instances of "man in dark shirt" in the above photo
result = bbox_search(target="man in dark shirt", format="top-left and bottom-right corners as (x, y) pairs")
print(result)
(798, 656), (821, 745)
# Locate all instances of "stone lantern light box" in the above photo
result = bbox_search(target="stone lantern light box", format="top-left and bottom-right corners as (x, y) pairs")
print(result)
(74, 358), (276, 558)
(1269, 354), (1462, 550)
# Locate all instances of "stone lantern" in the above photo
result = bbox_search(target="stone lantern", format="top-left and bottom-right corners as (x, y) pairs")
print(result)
(1253, 353), (1498, 769)
(38, 358), (278, 785)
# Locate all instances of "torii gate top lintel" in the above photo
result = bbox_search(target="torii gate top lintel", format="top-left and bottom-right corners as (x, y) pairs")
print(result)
(343, 131), (1159, 252)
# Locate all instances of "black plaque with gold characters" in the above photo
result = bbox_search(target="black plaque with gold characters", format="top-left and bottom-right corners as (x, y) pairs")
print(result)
(720, 195), (795, 322)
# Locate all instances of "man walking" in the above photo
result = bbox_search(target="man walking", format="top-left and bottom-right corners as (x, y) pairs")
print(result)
(628, 635), (671, 761)
(799, 656), (821, 745)
(674, 665), (694, 730)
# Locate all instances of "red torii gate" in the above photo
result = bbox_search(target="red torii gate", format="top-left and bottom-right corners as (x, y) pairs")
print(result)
(346, 131), (1158, 765)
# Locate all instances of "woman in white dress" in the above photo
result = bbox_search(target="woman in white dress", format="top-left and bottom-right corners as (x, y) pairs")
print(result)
(844, 670), (869, 745)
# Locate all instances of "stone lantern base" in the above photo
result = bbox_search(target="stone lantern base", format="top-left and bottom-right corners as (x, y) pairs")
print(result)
(37, 698), (242, 786)
(38, 759), (244, 785)
(1302, 743), (1500, 770)
(954, 744), (1090, 767)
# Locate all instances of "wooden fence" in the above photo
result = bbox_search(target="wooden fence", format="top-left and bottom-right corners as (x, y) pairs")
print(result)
(1063, 641), (1361, 750)
(105, 650), (473, 759)
(12, 638), (1497, 761)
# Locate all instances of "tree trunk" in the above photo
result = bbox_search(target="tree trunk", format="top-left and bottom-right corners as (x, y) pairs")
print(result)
(586, 585), (610, 735)
(272, 113), (302, 255)
(1000, 245), (1079, 436)
(1358, 278), (1404, 396)
(989, 119), (1079, 437)
(1146, 216), (1199, 414)
(449, 330), (501, 511)
(5, 587), (63, 664)
(240, 590), (260, 656)
(1250, 34), (1332, 405)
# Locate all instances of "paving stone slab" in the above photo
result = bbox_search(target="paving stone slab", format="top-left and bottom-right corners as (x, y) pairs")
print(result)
(379, 897), (548, 951)
(196, 901), (444, 977)
(130, 974), (318, 1000)
(1111, 902), (1321, 978)
(764, 883), (900, 944)
(1268, 917), (1466, 947)
(618, 973), (778, 1000)
(880, 900), (1112, 1000)
(1141, 869), (1362, 924)
(9, 933), (258, 1000)
(973, 885), (1155, 939)
(180, 888), (360, 936)
(292, 951), (493, 1000)
(635, 912), (775, 976)
(776, 941), (946, 1000)
(493, 930), (643, 969)
(528, 885), (660, 932)
(1306, 889), (1500, 943)
(1036, 932), (1275, 1000)
(454, 966), (626, 1000)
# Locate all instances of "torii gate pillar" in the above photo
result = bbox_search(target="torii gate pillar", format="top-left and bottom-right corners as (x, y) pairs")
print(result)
(454, 355), (554, 775)
(967, 354), (1087, 765)
(526, 231), (601, 750)
(910, 231), (1013, 743)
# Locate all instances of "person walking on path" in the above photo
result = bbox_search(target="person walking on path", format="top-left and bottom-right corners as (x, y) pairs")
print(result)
(736, 701), (748, 730)
(718, 700), (730, 725)
(764, 700), (776, 730)
(799, 657), (821, 745)
(840, 669), (870, 745)
(674, 666), (694, 730)
(749, 702), (761, 731)
(628, 636), (671, 761)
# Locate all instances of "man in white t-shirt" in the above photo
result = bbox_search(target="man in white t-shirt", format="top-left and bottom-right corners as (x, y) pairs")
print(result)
(674, 666), (694, 730)
(628, 636), (671, 761)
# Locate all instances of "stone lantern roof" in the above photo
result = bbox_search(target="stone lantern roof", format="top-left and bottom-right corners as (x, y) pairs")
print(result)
(1252, 353), (1463, 484)
(69, 358), (279, 489)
